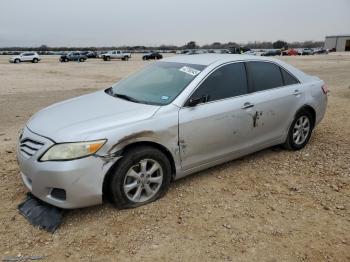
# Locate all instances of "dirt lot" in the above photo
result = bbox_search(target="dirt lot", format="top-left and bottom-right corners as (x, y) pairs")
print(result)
(0, 54), (349, 261)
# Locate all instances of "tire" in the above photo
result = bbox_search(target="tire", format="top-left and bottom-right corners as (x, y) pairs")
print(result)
(109, 146), (172, 209)
(14, 59), (20, 64)
(124, 56), (129, 61)
(104, 56), (110, 61)
(283, 110), (314, 150)
(142, 56), (147, 60)
(32, 58), (38, 63)
(79, 58), (84, 62)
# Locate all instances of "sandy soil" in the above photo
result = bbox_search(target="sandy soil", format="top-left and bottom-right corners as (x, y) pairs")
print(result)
(0, 54), (349, 261)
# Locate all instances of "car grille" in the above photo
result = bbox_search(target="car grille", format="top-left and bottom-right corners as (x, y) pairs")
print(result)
(19, 138), (45, 159)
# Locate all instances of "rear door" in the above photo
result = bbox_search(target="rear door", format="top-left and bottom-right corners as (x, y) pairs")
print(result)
(22, 53), (32, 61)
(244, 61), (305, 146)
(178, 62), (254, 171)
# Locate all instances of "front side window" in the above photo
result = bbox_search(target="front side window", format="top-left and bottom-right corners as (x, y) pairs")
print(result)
(109, 62), (206, 105)
(247, 61), (283, 92)
(189, 62), (248, 103)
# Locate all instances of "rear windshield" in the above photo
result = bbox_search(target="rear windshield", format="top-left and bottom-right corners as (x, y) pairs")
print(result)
(110, 62), (206, 105)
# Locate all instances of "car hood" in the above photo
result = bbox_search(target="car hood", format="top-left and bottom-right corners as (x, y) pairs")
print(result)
(27, 90), (161, 142)
(10, 55), (20, 59)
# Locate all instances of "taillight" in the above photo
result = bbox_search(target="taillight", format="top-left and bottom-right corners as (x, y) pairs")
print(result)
(321, 84), (329, 95)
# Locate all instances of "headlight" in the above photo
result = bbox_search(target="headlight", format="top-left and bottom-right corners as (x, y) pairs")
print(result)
(40, 139), (106, 161)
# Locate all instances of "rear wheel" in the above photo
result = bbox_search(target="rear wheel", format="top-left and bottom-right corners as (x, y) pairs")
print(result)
(109, 146), (171, 209)
(79, 58), (84, 62)
(284, 110), (314, 150)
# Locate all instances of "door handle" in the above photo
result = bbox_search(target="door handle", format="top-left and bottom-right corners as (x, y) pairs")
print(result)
(293, 89), (302, 96)
(241, 102), (254, 109)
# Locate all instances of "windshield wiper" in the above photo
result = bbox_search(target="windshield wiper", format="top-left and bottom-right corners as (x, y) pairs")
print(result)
(113, 93), (141, 103)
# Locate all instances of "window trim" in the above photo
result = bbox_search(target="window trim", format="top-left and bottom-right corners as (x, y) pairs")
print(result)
(182, 61), (250, 107)
(279, 67), (300, 86)
(181, 59), (301, 108)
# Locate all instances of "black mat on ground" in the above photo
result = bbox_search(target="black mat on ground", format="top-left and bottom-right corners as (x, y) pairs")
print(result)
(18, 193), (63, 233)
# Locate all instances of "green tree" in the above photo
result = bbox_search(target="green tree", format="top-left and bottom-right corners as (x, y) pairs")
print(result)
(273, 40), (288, 49)
(184, 41), (198, 49)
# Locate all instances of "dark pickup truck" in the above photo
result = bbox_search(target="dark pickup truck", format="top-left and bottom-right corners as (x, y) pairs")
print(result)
(59, 52), (87, 62)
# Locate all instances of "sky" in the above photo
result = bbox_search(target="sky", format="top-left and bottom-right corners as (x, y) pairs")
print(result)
(0, 0), (349, 47)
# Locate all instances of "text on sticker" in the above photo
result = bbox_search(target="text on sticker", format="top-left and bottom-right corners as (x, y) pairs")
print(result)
(179, 66), (201, 76)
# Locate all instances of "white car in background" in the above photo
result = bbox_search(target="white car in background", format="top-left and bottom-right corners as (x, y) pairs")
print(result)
(243, 50), (257, 56)
(102, 50), (131, 61)
(9, 52), (41, 63)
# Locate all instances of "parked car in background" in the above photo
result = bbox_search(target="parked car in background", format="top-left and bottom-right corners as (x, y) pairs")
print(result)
(282, 49), (298, 56)
(60, 52), (87, 62)
(97, 51), (109, 58)
(312, 48), (329, 55)
(142, 52), (163, 60)
(298, 48), (313, 56)
(261, 50), (281, 56)
(187, 49), (208, 55)
(102, 51), (131, 61)
(243, 50), (257, 56)
(17, 54), (328, 209)
(81, 51), (97, 58)
(9, 52), (41, 63)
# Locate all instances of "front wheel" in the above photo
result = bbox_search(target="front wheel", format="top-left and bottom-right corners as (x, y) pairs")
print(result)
(283, 110), (314, 150)
(14, 59), (20, 64)
(32, 58), (38, 63)
(79, 58), (84, 62)
(109, 146), (171, 209)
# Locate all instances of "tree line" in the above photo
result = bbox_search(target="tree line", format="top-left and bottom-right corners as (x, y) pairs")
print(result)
(0, 40), (324, 52)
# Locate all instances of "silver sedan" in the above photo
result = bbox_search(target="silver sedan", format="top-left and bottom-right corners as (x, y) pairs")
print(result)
(17, 54), (328, 209)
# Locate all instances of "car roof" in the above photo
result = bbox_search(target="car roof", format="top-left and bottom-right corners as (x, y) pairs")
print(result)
(162, 54), (280, 66)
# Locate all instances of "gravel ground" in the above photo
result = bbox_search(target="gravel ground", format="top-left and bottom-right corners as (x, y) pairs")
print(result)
(0, 54), (349, 261)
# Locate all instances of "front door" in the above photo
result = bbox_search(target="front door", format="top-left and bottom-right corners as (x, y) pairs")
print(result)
(178, 62), (253, 171)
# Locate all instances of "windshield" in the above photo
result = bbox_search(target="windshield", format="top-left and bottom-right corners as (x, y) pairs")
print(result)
(109, 62), (206, 105)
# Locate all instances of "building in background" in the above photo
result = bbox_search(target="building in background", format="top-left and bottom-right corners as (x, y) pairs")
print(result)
(324, 35), (350, 52)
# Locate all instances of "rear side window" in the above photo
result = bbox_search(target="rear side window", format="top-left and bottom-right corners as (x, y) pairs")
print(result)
(247, 62), (283, 92)
(281, 69), (299, 86)
(190, 62), (248, 102)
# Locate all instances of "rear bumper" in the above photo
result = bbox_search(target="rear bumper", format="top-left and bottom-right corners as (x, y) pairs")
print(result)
(16, 127), (112, 209)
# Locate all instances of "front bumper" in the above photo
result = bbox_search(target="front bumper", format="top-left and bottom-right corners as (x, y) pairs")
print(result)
(16, 127), (112, 209)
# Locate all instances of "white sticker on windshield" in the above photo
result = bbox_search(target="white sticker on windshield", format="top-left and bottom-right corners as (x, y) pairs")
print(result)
(161, 96), (169, 100)
(179, 66), (201, 76)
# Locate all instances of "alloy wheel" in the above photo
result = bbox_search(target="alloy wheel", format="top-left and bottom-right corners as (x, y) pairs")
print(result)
(293, 116), (310, 145)
(123, 159), (163, 203)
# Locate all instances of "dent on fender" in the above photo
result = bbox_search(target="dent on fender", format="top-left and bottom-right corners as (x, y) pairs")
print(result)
(99, 129), (179, 163)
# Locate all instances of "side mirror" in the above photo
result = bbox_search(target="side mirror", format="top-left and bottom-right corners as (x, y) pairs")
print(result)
(187, 98), (202, 107)
(187, 95), (208, 107)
